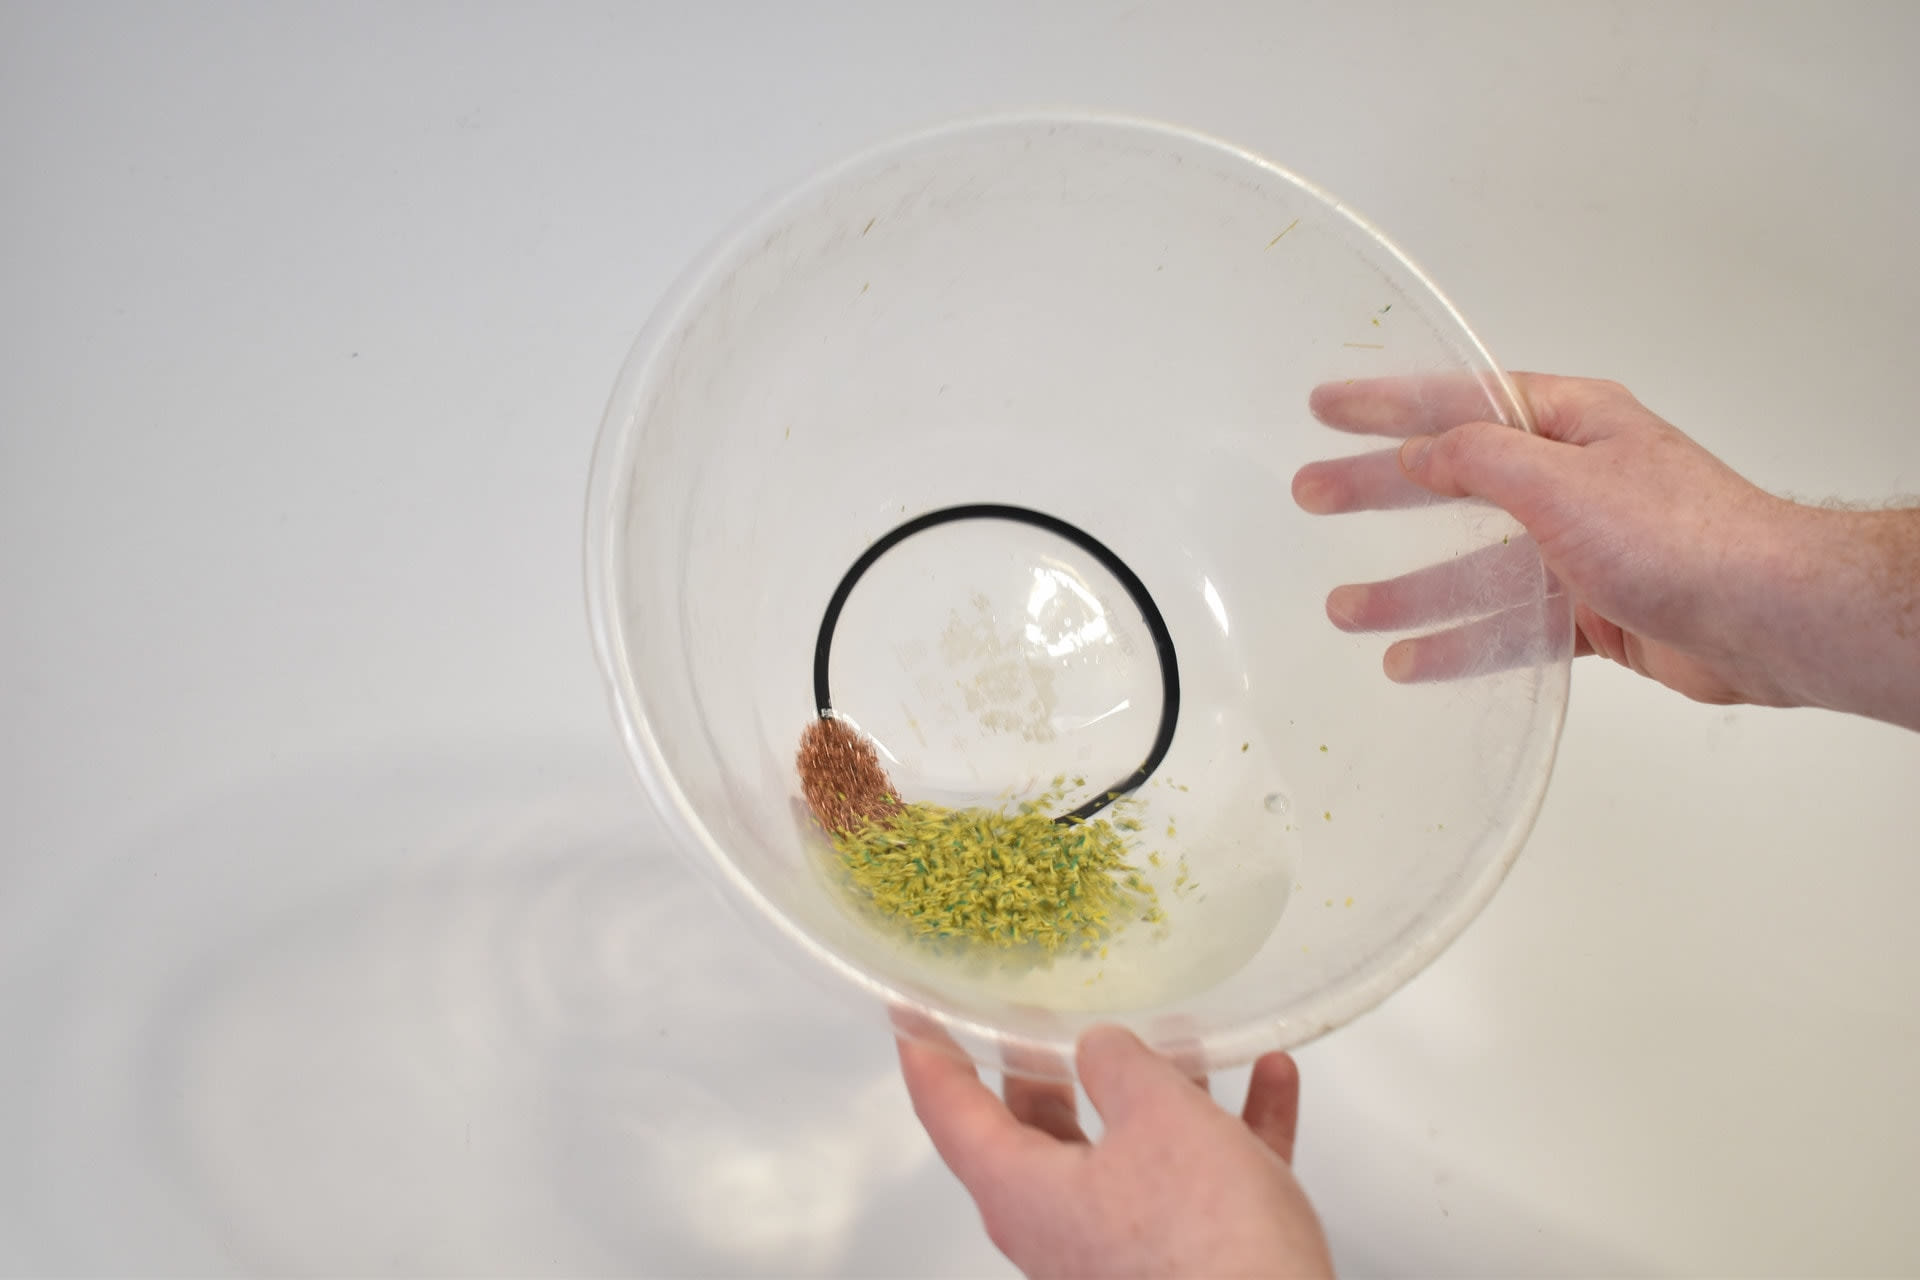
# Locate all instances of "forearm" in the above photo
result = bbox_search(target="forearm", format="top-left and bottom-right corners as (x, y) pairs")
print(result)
(1755, 504), (1920, 731)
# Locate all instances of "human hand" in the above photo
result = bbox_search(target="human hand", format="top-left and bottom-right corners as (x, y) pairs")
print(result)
(897, 1026), (1333, 1279)
(1291, 373), (1823, 709)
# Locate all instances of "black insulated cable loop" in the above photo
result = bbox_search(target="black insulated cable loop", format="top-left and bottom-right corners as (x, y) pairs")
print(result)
(812, 504), (1179, 824)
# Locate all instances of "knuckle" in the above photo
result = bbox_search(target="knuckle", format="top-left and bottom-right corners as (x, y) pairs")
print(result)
(1445, 419), (1502, 463)
(979, 1206), (1019, 1255)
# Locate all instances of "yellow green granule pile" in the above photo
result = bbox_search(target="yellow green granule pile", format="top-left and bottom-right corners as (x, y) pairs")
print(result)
(827, 783), (1162, 954)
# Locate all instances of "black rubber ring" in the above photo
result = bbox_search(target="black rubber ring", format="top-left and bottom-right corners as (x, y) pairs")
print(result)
(812, 503), (1180, 824)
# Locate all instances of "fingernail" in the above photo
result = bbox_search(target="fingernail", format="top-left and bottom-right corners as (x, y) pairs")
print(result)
(1400, 434), (1434, 470)
(1326, 585), (1367, 629)
(1290, 470), (1330, 514)
(1383, 640), (1417, 683)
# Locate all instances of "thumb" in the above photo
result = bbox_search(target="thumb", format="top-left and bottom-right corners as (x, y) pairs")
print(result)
(1399, 420), (1577, 519)
(1077, 1025), (1204, 1130)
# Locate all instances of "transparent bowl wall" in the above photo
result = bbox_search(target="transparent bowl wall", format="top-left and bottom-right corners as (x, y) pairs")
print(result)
(587, 114), (1571, 1077)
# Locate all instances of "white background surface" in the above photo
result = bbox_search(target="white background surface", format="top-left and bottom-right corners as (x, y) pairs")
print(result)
(4, 2), (1917, 1274)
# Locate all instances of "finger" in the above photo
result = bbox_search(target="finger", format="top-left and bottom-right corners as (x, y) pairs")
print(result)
(897, 1033), (1061, 1191)
(1003, 1075), (1087, 1143)
(1292, 446), (1435, 515)
(1310, 371), (1586, 440)
(1076, 1024), (1207, 1131)
(1380, 593), (1576, 683)
(1326, 536), (1544, 633)
(1398, 421), (1582, 528)
(1308, 373), (1522, 439)
(1241, 1051), (1301, 1163)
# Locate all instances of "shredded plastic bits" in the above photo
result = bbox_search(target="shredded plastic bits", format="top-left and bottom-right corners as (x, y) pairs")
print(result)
(795, 722), (1163, 954)
(827, 782), (1162, 954)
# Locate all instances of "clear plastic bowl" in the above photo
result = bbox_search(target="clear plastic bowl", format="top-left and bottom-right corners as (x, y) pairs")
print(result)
(586, 112), (1571, 1078)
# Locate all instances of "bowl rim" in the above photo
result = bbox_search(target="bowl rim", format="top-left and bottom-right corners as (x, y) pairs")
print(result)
(583, 108), (1567, 1076)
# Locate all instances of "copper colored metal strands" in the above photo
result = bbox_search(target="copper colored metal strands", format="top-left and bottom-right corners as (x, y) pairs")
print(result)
(796, 716), (901, 834)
